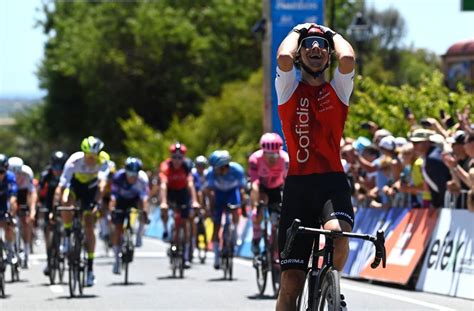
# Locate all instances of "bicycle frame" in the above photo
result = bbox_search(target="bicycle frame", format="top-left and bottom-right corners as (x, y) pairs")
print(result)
(281, 218), (386, 310)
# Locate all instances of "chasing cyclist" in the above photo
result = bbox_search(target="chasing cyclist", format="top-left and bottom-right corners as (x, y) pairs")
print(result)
(248, 133), (289, 256)
(159, 142), (200, 267)
(205, 150), (246, 270)
(38, 151), (68, 275)
(109, 157), (149, 275)
(275, 23), (356, 310)
(54, 136), (111, 286)
(8, 156), (37, 268)
(0, 154), (18, 264)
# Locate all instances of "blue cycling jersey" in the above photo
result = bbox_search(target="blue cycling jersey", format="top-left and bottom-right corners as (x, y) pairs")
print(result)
(111, 169), (149, 201)
(0, 171), (17, 210)
(205, 162), (246, 192)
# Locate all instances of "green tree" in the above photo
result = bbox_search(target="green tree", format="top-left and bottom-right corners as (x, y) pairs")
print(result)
(38, 0), (262, 152)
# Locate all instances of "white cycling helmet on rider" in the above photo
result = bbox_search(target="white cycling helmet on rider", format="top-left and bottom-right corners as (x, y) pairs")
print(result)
(8, 156), (24, 173)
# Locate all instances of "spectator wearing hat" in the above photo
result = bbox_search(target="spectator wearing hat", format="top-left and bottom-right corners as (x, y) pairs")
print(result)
(442, 131), (470, 209)
(409, 129), (451, 208)
(391, 142), (426, 208)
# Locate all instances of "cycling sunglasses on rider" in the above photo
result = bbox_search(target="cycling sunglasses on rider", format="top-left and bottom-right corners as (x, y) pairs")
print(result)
(298, 36), (330, 51)
(171, 154), (183, 160)
(125, 170), (138, 178)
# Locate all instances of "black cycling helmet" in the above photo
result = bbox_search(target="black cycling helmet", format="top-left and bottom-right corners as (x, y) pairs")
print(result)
(0, 154), (8, 170)
(125, 157), (142, 173)
(51, 151), (68, 170)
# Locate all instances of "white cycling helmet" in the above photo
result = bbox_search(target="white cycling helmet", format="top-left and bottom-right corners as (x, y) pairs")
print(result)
(8, 156), (24, 173)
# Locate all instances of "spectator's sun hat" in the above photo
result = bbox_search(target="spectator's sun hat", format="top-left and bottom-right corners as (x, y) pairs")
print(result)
(352, 136), (371, 153)
(394, 137), (408, 149)
(378, 135), (396, 151)
(408, 129), (435, 142)
(373, 129), (392, 143)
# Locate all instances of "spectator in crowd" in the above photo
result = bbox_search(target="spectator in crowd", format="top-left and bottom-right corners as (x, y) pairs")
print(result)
(409, 129), (451, 208)
(390, 142), (426, 208)
(442, 131), (470, 209)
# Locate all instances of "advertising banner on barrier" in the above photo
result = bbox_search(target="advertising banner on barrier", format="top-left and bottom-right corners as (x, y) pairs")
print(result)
(416, 209), (474, 299)
(360, 208), (439, 284)
(343, 207), (409, 277)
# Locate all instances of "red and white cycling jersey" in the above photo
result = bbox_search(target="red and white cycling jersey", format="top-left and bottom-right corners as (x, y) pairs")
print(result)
(276, 66), (354, 176)
(248, 149), (289, 189)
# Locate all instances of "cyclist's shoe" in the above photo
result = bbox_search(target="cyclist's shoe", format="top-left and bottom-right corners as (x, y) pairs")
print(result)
(251, 239), (260, 256)
(112, 259), (121, 275)
(135, 235), (143, 248)
(162, 230), (169, 241)
(86, 271), (96, 287)
(43, 265), (50, 276)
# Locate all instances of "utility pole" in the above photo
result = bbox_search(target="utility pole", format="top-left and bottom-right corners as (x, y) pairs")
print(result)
(262, 0), (272, 132)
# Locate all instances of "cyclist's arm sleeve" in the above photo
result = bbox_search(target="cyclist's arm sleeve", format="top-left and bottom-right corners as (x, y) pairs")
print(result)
(248, 154), (259, 182)
(139, 171), (150, 200)
(59, 160), (76, 188)
(330, 66), (355, 106)
(275, 66), (298, 105)
(97, 162), (110, 182)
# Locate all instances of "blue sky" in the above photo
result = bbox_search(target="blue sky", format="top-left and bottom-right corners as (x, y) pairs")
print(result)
(0, 0), (473, 98)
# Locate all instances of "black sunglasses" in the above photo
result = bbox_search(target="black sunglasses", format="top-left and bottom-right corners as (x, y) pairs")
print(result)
(299, 36), (330, 50)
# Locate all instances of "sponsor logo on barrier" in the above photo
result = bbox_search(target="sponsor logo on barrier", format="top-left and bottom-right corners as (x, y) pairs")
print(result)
(416, 209), (474, 299)
(427, 230), (465, 273)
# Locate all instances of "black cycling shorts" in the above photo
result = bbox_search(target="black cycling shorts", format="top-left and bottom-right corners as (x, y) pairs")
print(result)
(167, 188), (191, 218)
(259, 184), (283, 208)
(112, 197), (139, 225)
(278, 173), (354, 272)
(70, 177), (98, 211)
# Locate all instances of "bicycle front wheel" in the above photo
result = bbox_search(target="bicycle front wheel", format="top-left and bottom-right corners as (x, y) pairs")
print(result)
(255, 254), (268, 295)
(317, 269), (341, 311)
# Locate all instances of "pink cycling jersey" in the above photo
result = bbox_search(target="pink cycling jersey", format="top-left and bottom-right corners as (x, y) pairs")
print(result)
(248, 149), (289, 189)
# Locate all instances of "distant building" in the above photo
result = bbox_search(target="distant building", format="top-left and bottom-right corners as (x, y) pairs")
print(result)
(442, 39), (474, 91)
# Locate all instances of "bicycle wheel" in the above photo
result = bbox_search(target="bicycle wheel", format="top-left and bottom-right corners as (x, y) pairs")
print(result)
(317, 269), (341, 311)
(68, 264), (77, 297)
(255, 253), (267, 295)
(297, 271), (315, 311)
(0, 240), (5, 297)
(48, 254), (57, 285)
(178, 227), (185, 279)
(196, 220), (207, 264)
(270, 237), (281, 296)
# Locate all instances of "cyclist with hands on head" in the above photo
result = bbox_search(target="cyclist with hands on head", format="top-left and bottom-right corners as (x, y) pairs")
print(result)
(109, 157), (149, 275)
(275, 22), (356, 310)
(248, 133), (289, 255)
(159, 142), (200, 267)
(8, 156), (37, 268)
(205, 150), (247, 270)
(54, 136), (111, 286)
(0, 154), (18, 264)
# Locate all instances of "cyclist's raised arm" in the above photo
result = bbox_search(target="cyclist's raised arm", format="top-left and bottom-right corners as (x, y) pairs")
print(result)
(332, 31), (355, 74)
(277, 23), (312, 72)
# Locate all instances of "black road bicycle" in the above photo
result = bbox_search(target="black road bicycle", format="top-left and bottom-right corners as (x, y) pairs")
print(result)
(114, 208), (148, 285)
(39, 207), (66, 285)
(58, 206), (87, 297)
(254, 202), (281, 297)
(220, 204), (238, 281)
(281, 219), (386, 311)
(195, 208), (208, 264)
(169, 204), (188, 279)
(0, 212), (15, 297)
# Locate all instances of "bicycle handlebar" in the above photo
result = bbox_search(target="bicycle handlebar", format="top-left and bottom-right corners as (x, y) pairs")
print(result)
(280, 218), (387, 269)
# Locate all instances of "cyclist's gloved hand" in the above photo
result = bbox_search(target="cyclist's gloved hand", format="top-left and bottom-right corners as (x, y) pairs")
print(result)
(292, 22), (314, 34)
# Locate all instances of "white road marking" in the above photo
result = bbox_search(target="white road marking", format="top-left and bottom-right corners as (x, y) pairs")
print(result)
(342, 283), (456, 311)
(49, 285), (64, 294)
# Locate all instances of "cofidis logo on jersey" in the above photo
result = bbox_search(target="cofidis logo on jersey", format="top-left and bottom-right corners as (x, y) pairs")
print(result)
(296, 97), (310, 163)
